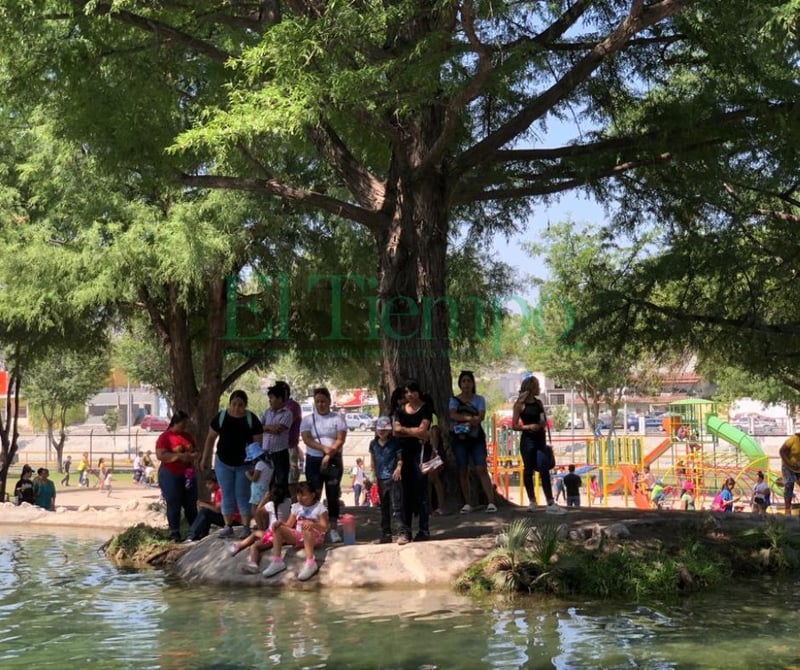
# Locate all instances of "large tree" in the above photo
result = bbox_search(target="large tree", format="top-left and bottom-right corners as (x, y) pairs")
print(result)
(1, 0), (797, 426)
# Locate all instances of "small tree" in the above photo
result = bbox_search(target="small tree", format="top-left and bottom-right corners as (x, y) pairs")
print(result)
(102, 408), (119, 452)
(25, 349), (109, 471)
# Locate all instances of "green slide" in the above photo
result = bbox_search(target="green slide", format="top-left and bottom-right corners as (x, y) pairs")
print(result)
(705, 415), (781, 496)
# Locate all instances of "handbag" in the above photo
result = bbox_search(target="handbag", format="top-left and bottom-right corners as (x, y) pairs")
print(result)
(545, 412), (556, 470)
(313, 413), (343, 481)
(421, 453), (443, 474)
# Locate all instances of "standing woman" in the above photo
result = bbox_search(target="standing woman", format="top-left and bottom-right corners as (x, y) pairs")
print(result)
(394, 380), (433, 543)
(300, 387), (347, 543)
(204, 390), (264, 539)
(449, 370), (497, 514)
(512, 376), (565, 515)
(155, 410), (198, 542)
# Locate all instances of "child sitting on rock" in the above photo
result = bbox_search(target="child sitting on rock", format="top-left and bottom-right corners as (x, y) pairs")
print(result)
(229, 482), (292, 572)
(261, 481), (328, 582)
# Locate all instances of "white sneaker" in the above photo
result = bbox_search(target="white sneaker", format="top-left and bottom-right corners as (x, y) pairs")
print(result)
(261, 559), (287, 578)
(460, 504), (473, 514)
(486, 503), (498, 513)
(297, 560), (319, 582)
(328, 529), (342, 543)
(546, 503), (566, 515)
(527, 502), (537, 512)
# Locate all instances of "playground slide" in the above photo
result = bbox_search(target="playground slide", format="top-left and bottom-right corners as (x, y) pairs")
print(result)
(705, 415), (781, 495)
(606, 438), (672, 494)
(619, 465), (652, 509)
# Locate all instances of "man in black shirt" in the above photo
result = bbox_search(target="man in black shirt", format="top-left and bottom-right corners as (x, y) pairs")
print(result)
(563, 464), (582, 508)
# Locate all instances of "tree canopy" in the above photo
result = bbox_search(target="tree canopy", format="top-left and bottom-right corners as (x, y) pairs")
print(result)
(0, 0), (798, 433)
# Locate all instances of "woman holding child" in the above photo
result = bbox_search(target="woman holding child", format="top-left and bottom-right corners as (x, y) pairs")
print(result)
(156, 410), (198, 542)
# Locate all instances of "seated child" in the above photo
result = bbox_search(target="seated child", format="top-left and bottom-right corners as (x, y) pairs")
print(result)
(261, 481), (328, 582)
(229, 483), (292, 572)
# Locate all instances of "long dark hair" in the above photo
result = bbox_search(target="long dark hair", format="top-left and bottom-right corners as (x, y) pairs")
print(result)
(169, 409), (190, 429)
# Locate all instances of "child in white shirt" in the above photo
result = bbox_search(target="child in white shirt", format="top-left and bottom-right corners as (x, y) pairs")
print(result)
(229, 483), (292, 573)
(261, 481), (328, 581)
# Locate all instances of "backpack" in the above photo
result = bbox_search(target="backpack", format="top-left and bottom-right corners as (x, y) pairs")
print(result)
(218, 409), (254, 429)
(711, 493), (724, 511)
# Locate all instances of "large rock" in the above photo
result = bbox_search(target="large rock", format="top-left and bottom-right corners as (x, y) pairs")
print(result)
(172, 534), (495, 590)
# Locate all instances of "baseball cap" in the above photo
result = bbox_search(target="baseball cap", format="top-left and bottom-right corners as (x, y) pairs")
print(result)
(375, 416), (392, 431)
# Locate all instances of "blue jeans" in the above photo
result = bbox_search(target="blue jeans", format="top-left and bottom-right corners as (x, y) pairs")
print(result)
(520, 436), (554, 505)
(215, 460), (250, 519)
(158, 468), (198, 540)
(566, 495), (580, 508)
(352, 483), (363, 506)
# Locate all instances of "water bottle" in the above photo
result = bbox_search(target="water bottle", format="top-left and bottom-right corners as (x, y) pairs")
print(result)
(341, 514), (356, 545)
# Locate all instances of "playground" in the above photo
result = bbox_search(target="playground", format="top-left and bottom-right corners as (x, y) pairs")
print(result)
(488, 399), (790, 513)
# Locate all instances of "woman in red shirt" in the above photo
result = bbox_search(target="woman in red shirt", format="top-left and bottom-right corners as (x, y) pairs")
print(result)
(156, 410), (198, 542)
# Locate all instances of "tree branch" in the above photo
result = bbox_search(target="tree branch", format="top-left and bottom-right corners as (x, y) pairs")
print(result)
(180, 173), (386, 231)
(76, 0), (232, 63)
(453, 0), (696, 176)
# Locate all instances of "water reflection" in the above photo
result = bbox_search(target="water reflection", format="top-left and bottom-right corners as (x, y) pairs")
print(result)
(3, 531), (800, 668)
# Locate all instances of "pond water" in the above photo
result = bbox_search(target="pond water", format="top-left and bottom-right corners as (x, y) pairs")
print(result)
(0, 529), (798, 669)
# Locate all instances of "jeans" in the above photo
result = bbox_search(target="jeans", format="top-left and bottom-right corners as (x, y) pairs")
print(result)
(520, 436), (554, 505)
(158, 468), (198, 540)
(215, 460), (251, 519)
(378, 478), (403, 537)
(270, 449), (290, 489)
(305, 454), (342, 523)
(566, 495), (580, 508)
(352, 483), (363, 506)
(187, 507), (225, 540)
(400, 461), (429, 537)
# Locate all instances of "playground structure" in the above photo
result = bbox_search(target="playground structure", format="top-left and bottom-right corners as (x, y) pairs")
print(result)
(487, 398), (785, 511)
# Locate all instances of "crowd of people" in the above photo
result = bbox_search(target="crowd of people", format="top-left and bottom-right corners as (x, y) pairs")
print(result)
(14, 374), (800, 583)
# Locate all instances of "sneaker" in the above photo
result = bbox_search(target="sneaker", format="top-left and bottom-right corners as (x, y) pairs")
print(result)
(181, 537), (195, 544)
(546, 503), (566, 515)
(432, 508), (445, 516)
(527, 502), (537, 512)
(378, 535), (393, 544)
(486, 503), (498, 513)
(261, 559), (287, 578)
(397, 534), (411, 545)
(237, 526), (252, 540)
(460, 504), (473, 514)
(242, 561), (260, 574)
(413, 531), (430, 542)
(328, 529), (342, 544)
(217, 525), (234, 538)
(228, 543), (240, 556)
(297, 560), (319, 582)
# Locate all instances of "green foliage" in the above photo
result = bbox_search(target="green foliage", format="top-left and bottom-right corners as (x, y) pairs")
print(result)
(102, 408), (119, 434)
(104, 523), (172, 563)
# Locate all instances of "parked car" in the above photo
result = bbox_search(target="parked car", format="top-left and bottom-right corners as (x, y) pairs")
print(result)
(345, 413), (377, 431)
(565, 418), (585, 430)
(139, 415), (170, 432)
(626, 415), (665, 431)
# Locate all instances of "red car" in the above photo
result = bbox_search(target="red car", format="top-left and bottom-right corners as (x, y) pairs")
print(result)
(139, 415), (170, 432)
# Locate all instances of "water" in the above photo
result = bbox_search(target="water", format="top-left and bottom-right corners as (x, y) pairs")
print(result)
(1, 529), (798, 669)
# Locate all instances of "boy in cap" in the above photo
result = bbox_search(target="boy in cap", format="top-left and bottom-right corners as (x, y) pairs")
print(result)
(369, 416), (404, 543)
(260, 382), (294, 490)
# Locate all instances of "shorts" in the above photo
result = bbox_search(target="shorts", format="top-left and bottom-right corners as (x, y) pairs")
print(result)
(260, 529), (275, 547)
(783, 465), (800, 498)
(290, 526), (325, 549)
(452, 435), (487, 469)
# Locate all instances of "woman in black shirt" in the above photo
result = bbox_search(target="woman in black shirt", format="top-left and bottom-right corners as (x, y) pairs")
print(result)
(512, 376), (564, 514)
